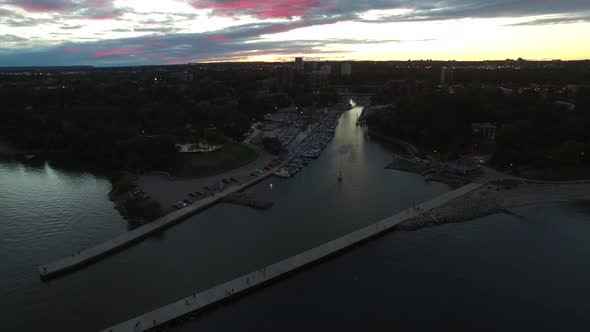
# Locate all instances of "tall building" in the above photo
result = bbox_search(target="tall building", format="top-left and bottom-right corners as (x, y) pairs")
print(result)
(440, 67), (454, 85)
(320, 63), (332, 75)
(295, 57), (304, 72)
(341, 63), (352, 76)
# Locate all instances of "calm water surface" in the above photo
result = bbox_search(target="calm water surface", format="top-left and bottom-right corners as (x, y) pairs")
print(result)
(1, 105), (588, 331)
(174, 203), (590, 332)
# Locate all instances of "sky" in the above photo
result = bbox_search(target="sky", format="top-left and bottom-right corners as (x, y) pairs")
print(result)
(0, 0), (589, 66)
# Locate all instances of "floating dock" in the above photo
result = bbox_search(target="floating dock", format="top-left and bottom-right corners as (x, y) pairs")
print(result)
(38, 168), (279, 280)
(100, 183), (482, 332)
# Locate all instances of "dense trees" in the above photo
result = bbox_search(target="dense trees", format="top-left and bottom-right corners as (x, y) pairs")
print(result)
(366, 86), (590, 171)
(0, 69), (268, 172)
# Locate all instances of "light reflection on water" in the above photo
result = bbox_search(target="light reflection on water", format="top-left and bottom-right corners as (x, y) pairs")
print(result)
(3, 104), (588, 331)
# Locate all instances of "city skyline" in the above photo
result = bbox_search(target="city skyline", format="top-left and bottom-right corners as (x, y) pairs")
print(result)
(0, 0), (589, 66)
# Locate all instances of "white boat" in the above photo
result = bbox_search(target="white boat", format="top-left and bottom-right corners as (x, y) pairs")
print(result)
(274, 169), (290, 178)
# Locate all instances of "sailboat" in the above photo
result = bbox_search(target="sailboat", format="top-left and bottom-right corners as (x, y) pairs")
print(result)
(337, 170), (343, 182)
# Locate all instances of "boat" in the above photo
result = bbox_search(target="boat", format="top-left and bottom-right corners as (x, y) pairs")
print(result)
(274, 169), (290, 178)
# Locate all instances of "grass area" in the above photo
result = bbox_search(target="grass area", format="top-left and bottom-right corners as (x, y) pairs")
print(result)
(518, 166), (590, 181)
(172, 143), (258, 178)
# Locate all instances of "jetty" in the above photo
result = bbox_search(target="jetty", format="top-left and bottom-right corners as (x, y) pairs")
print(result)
(99, 182), (482, 332)
(221, 193), (274, 210)
(38, 167), (280, 280)
(39, 104), (345, 280)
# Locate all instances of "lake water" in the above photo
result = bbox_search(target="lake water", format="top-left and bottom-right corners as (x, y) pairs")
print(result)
(173, 203), (590, 332)
(1, 105), (589, 331)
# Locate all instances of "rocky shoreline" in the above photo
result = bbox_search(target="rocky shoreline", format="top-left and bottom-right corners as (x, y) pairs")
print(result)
(396, 182), (590, 231)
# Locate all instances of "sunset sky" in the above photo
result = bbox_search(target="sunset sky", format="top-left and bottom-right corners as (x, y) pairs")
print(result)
(0, 0), (589, 66)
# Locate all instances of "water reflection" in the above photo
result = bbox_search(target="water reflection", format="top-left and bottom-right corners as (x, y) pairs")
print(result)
(2, 104), (451, 331)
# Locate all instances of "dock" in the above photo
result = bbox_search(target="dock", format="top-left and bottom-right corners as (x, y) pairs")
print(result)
(38, 167), (279, 280)
(39, 105), (344, 280)
(99, 183), (482, 332)
(221, 193), (274, 210)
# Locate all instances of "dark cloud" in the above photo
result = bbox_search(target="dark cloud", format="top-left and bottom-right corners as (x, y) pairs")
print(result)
(1, 0), (589, 65)
(506, 13), (590, 26)
(2, 0), (122, 19)
(60, 24), (83, 29)
(184, 0), (590, 22)
(2, 0), (74, 13)
(0, 34), (27, 42)
(0, 24), (416, 66)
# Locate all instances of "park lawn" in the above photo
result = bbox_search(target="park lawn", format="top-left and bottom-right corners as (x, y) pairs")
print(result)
(172, 143), (258, 178)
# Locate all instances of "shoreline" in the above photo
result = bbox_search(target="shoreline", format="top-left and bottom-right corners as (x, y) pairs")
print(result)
(136, 145), (275, 214)
(395, 183), (590, 231)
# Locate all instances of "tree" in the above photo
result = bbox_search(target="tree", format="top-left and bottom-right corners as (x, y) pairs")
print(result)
(262, 137), (284, 155)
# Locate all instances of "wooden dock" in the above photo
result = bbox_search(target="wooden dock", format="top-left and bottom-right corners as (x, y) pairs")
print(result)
(38, 168), (279, 280)
(99, 183), (482, 332)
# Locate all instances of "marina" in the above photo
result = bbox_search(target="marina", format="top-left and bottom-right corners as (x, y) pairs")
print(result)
(38, 102), (348, 280)
(271, 105), (344, 179)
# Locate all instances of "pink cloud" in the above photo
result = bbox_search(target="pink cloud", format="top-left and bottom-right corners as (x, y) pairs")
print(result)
(205, 34), (230, 44)
(192, 0), (327, 18)
(93, 47), (142, 57)
(7, 0), (72, 13)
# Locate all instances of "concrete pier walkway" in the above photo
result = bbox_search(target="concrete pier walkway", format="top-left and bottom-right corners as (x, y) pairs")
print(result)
(40, 105), (349, 280)
(38, 168), (278, 280)
(100, 182), (482, 332)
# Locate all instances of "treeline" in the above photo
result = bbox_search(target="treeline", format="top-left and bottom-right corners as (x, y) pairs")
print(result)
(0, 69), (285, 172)
(366, 86), (590, 170)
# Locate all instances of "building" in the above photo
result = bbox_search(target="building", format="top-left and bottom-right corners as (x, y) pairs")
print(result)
(472, 122), (497, 143)
(309, 70), (329, 90)
(320, 64), (332, 75)
(341, 63), (352, 76)
(294, 57), (304, 72)
(440, 67), (454, 85)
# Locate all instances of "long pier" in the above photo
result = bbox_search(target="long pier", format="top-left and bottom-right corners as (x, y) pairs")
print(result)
(39, 106), (347, 280)
(100, 183), (482, 332)
(38, 168), (279, 280)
